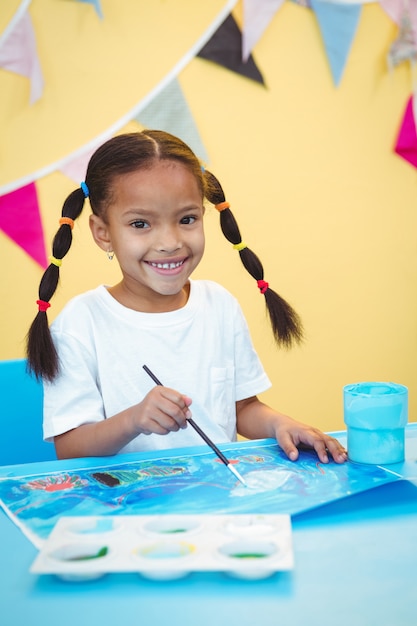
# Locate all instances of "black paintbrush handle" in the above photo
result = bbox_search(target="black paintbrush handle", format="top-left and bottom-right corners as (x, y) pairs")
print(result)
(142, 365), (229, 466)
(142, 365), (163, 386)
(187, 418), (229, 466)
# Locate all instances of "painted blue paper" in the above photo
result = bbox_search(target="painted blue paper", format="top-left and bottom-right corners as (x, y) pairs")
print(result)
(0, 441), (402, 547)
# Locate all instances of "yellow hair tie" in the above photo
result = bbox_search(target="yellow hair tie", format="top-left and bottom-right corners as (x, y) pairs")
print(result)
(233, 242), (247, 251)
(49, 256), (62, 267)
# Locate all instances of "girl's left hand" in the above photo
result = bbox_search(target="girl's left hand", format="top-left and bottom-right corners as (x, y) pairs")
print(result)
(273, 415), (348, 464)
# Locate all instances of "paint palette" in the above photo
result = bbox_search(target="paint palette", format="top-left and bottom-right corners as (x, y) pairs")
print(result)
(30, 514), (293, 581)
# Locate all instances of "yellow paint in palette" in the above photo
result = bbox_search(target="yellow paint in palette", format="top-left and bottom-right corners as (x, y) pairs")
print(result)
(138, 542), (195, 559)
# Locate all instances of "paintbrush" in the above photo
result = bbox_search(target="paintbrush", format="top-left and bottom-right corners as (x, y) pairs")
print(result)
(142, 364), (248, 487)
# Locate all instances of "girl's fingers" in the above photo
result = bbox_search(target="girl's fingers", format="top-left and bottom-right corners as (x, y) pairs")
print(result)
(278, 428), (347, 464)
(143, 387), (192, 431)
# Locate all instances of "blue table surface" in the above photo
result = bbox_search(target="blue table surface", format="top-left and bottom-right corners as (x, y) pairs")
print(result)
(1, 425), (417, 626)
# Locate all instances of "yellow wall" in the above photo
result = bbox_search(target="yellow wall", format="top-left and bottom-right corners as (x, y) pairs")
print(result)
(1, 2), (416, 431)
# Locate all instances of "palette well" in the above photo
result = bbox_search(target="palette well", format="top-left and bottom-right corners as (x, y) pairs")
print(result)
(30, 514), (293, 581)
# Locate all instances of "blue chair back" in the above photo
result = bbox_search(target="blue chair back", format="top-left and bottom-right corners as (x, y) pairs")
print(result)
(0, 359), (57, 465)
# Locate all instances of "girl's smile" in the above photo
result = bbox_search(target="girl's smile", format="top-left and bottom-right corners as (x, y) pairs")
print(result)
(145, 257), (188, 273)
(89, 160), (205, 312)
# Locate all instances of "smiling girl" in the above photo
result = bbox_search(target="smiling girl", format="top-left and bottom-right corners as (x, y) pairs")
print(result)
(26, 130), (347, 464)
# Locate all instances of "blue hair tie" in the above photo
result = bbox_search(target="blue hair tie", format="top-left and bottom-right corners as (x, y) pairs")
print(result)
(80, 181), (89, 198)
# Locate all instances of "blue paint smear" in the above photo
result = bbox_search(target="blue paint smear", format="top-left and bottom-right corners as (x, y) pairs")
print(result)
(0, 442), (399, 543)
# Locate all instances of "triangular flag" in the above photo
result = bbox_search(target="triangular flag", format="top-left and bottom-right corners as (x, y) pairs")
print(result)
(0, 11), (44, 104)
(197, 13), (265, 85)
(381, 0), (417, 35)
(59, 146), (97, 183)
(311, 0), (361, 87)
(242, 0), (285, 62)
(135, 78), (209, 163)
(387, 3), (417, 69)
(0, 183), (48, 268)
(394, 95), (417, 169)
(74, 0), (103, 19)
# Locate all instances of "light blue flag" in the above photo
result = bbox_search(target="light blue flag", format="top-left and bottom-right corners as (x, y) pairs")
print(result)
(311, 0), (362, 87)
(135, 77), (209, 163)
(76, 0), (103, 19)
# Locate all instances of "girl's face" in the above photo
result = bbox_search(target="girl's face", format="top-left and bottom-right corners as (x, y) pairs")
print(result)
(90, 160), (205, 312)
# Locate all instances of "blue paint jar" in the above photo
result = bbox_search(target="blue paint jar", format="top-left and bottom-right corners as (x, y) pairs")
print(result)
(343, 382), (408, 464)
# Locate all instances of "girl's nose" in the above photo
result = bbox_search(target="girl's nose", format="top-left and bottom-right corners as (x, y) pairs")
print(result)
(156, 227), (182, 253)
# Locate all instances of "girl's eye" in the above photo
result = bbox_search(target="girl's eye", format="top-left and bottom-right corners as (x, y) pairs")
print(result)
(180, 216), (197, 225)
(131, 220), (149, 229)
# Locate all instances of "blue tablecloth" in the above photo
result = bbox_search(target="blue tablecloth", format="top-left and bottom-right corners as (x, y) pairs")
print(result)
(0, 425), (416, 626)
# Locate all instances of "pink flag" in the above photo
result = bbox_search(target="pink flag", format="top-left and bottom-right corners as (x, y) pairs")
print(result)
(384, 0), (417, 69)
(242, 0), (285, 62)
(59, 147), (97, 183)
(395, 95), (417, 169)
(381, 0), (417, 32)
(0, 183), (48, 267)
(0, 11), (44, 104)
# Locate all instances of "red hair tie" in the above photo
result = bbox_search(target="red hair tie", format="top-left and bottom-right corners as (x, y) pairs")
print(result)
(36, 299), (51, 312)
(257, 280), (269, 294)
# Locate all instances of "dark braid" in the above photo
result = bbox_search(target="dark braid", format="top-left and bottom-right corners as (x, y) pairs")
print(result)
(26, 188), (86, 380)
(203, 170), (303, 348)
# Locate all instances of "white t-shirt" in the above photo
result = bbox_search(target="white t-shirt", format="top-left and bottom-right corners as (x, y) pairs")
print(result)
(43, 279), (271, 453)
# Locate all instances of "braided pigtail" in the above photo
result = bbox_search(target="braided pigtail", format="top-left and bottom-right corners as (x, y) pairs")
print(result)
(26, 185), (88, 381)
(203, 170), (303, 348)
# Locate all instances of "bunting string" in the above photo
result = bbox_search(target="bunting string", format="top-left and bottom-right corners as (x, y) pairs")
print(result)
(0, 0), (416, 267)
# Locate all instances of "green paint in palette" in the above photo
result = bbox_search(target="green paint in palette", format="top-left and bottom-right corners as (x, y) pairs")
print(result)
(66, 546), (109, 561)
(229, 552), (270, 559)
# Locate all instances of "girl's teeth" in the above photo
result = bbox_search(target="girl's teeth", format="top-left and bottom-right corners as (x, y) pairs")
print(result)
(151, 261), (182, 269)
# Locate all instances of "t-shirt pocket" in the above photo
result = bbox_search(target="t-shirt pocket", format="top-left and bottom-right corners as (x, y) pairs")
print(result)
(210, 366), (236, 436)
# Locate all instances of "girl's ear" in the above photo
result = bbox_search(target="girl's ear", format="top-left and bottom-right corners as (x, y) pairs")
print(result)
(89, 214), (112, 252)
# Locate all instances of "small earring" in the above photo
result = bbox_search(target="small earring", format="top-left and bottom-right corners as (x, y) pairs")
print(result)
(106, 250), (115, 261)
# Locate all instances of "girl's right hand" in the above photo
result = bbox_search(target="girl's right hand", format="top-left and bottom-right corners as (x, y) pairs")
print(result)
(134, 386), (192, 435)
